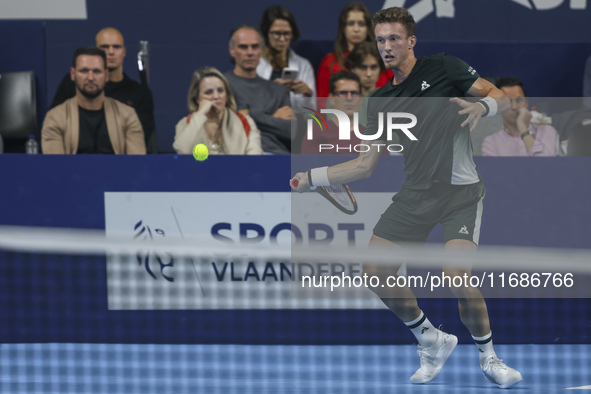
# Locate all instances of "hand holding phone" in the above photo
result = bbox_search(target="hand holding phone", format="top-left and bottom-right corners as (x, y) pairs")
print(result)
(281, 67), (299, 81)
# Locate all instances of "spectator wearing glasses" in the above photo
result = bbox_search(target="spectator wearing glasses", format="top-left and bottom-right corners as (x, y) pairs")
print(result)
(300, 70), (364, 154)
(257, 5), (316, 107)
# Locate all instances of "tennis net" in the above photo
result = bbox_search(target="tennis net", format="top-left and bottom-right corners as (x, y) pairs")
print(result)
(1, 225), (590, 393)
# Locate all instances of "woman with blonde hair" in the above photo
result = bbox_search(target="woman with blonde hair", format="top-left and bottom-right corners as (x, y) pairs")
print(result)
(173, 66), (262, 155)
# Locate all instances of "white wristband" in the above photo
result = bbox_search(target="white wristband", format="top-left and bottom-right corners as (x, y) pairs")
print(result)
(478, 97), (498, 117)
(309, 166), (330, 187)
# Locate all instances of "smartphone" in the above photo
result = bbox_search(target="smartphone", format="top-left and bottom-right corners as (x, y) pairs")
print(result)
(281, 67), (299, 81)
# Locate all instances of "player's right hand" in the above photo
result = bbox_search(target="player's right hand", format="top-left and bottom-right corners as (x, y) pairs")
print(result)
(290, 172), (311, 193)
(450, 97), (484, 132)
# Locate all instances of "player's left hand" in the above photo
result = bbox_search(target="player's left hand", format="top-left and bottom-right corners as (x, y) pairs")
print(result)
(450, 97), (486, 132)
(290, 172), (311, 193)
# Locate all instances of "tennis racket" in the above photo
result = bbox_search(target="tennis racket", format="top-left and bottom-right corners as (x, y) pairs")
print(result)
(291, 179), (358, 215)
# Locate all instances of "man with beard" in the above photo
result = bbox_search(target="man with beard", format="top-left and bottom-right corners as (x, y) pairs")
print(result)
(50, 28), (157, 153)
(42, 47), (146, 154)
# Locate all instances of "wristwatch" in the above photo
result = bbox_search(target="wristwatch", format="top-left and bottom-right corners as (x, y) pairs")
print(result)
(520, 129), (534, 139)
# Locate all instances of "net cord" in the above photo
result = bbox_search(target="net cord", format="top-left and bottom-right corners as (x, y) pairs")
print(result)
(0, 225), (589, 273)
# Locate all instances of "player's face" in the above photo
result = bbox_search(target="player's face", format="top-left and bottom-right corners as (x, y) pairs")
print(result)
(199, 76), (227, 112)
(344, 10), (368, 48)
(375, 22), (415, 70)
(96, 30), (126, 72)
(500, 85), (528, 126)
(329, 79), (363, 117)
(71, 55), (107, 99)
(268, 19), (293, 54)
(230, 28), (262, 72)
(352, 55), (381, 93)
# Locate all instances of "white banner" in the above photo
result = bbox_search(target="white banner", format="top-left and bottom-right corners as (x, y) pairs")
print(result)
(105, 192), (393, 310)
(0, 0), (87, 19)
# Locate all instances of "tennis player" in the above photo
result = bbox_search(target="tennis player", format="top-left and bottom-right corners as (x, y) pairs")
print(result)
(291, 7), (522, 389)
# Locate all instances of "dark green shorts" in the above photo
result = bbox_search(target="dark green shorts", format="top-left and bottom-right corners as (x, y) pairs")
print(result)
(373, 181), (485, 245)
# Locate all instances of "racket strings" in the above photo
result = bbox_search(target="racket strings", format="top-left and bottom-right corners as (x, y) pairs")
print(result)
(326, 185), (355, 211)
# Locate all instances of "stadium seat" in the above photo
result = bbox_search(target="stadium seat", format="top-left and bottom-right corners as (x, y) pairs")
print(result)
(0, 71), (38, 153)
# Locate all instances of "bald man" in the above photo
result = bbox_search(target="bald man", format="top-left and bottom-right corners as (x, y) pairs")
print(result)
(50, 27), (157, 153)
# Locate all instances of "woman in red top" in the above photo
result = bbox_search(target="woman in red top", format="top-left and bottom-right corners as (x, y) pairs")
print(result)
(316, 2), (393, 97)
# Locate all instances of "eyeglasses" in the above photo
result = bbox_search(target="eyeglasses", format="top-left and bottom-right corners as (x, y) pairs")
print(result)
(269, 31), (293, 40)
(333, 90), (361, 97)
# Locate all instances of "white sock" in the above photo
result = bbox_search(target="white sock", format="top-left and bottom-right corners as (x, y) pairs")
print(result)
(405, 311), (438, 347)
(472, 331), (497, 364)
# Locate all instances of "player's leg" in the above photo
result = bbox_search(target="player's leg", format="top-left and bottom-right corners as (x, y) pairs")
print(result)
(365, 235), (419, 321)
(368, 190), (458, 384)
(443, 240), (522, 389)
(444, 239), (490, 336)
(365, 235), (458, 384)
(441, 181), (522, 389)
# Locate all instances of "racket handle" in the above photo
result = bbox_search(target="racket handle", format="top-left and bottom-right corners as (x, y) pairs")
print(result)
(291, 178), (299, 188)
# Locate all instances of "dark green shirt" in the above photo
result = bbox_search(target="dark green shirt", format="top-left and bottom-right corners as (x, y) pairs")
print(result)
(367, 53), (480, 189)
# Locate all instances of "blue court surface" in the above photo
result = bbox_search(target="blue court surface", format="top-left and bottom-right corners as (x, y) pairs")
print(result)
(1, 343), (589, 393)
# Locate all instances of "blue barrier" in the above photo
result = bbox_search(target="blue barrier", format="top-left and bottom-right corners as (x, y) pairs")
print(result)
(0, 155), (590, 345)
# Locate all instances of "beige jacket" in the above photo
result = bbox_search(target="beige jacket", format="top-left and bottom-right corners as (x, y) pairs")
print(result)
(173, 108), (262, 155)
(42, 97), (146, 154)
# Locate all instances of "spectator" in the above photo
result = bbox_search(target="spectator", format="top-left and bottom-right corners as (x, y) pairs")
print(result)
(42, 47), (145, 154)
(258, 5), (316, 107)
(344, 41), (386, 127)
(482, 77), (558, 156)
(224, 25), (292, 154)
(316, 2), (393, 98)
(344, 41), (384, 96)
(173, 67), (262, 155)
(50, 27), (157, 154)
(300, 70), (365, 154)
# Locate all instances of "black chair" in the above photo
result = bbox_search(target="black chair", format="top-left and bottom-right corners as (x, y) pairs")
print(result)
(0, 71), (38, 153)
(567, 122), (591, 156)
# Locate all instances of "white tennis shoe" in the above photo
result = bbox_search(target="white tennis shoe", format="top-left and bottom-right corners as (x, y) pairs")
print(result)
(410, 329), (458, 384)
(481, 355), (523, 389)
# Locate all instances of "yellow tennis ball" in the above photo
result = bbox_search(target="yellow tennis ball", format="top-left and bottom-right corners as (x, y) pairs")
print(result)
(193, 144), (209, 161)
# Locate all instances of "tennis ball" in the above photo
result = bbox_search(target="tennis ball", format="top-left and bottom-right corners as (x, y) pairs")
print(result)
(193, 144), (209, 161)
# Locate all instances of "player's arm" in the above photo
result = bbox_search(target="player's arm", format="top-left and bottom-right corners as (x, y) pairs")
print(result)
(450, 77), (510, 131)
(290, 146), (382, 192)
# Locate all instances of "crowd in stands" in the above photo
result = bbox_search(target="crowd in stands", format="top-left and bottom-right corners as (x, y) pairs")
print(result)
(29, 3), (591, 157)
